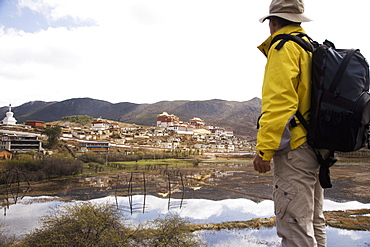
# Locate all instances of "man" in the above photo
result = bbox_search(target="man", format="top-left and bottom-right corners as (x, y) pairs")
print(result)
(253, 0), (328, 246)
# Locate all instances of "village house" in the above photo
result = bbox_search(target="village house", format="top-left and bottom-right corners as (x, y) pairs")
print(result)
(0, 135), (43, 153)
(79, 141), (110, 153)
(97, 130), (111, 140)
(190, 117), (205, 129)
(61, 126), (73, 138)
(134, 131), (150, 139)
(121, 126), (138, 132)
(193, 128), (211, 136)
(227, 144), (235, 152)
(156, 112), (179, 128)
(210, 144), (225, 152)
(110, 122), (119, 129)
(193, 143), (208, 152)
(168, 124), (194, 135)
(71, 127), (86, 139)
(158, 141), (180, 149)
(25, 120), (45, 128)
(91, 118), (110, 131)
(0, 149), (12, 159)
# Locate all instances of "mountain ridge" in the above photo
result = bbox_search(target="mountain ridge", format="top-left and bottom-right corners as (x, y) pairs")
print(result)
(0, 98), (261, 139)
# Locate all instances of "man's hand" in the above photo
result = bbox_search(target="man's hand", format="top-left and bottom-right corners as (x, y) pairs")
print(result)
(253, 154), (271, 173)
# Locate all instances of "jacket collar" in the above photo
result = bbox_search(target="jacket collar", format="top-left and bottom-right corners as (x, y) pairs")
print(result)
(258, 24), (306, 57)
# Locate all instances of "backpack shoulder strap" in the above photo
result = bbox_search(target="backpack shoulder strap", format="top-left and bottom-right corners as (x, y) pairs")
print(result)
(270, 33), (314, 53)
(296, 109), (337, 189)
(328, 49), (358, 94)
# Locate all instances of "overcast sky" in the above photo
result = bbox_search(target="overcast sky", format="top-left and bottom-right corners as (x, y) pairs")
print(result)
(0, 0), (369, 107)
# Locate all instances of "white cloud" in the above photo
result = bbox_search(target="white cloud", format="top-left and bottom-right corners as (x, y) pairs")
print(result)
(0, 0), (369, 107)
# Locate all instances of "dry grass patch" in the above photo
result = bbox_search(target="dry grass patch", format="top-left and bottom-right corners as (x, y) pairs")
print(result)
(325, 209), (370, 231)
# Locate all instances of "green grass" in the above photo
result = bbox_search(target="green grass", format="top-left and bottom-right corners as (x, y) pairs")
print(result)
(80, 159), (197, 174)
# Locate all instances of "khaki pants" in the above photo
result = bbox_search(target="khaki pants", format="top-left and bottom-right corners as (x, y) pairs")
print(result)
(273, 143), (328, 247)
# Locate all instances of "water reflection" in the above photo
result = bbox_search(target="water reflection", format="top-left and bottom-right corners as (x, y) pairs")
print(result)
(1, 195), (370, 246)
(198, 228), (281, 247)
(197, 227), (370, 247)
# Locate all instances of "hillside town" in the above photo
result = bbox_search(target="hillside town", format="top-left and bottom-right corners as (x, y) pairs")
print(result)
(0, 105), (254, 157)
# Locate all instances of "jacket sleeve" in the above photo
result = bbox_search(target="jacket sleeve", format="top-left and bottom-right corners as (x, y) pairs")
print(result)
(257, 42), (301, 161)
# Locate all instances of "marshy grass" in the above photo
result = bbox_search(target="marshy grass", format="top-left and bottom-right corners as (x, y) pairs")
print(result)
(187, 209), (370, 232)
(325, 209), (370, 231)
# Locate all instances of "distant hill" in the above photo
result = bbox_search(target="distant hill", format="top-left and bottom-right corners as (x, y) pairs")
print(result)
(0, 98), (261, 139)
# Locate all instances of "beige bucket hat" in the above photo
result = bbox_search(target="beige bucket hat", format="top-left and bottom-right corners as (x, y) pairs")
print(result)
(259, 0), (312, 23)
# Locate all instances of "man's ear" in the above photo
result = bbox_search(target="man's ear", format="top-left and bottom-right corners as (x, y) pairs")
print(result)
(270, 18), (278, 27)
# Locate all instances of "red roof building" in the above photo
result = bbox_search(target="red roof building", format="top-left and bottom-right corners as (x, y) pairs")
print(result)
(156, 112), (179, 128)
(25, 121), (45, 128)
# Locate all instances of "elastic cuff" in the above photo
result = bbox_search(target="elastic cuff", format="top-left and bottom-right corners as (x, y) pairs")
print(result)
(258, 150), (274, 161)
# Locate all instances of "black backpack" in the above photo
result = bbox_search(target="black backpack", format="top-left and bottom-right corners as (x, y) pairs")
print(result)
(271, 32), (370, 188)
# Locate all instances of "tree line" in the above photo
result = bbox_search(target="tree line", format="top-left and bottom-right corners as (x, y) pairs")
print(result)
(0, 154), (83, 184)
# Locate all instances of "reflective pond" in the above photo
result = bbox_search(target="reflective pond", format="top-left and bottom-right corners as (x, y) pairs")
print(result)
(1, 195), (370, 246)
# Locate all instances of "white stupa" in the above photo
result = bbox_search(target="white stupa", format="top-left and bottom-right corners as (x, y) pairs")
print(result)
(2, 104), (17, 125)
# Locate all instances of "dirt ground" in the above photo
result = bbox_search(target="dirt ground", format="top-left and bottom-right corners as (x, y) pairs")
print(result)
(323, 162), (370, 203)
(184, 160), (370, 204)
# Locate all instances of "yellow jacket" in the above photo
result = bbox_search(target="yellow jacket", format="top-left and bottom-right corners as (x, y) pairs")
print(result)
(257, 24), (312, 161)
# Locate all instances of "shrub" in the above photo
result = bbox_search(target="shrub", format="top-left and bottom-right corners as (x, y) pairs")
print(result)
(41, 157), (83, 178)
(137, 213), (205, 247)
(21, 202), (131, 247)
(20, 204), (204, 247)
(78, 151), (106, 164)
(61, 115), (94, 125)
